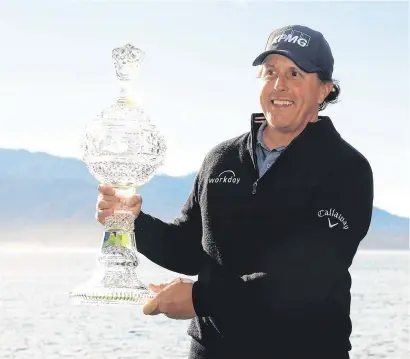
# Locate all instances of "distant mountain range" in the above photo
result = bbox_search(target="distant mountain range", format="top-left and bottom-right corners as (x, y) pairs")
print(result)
(0, 148), (408, 250)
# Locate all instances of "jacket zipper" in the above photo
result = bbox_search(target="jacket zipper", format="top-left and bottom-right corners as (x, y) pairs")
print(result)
(252, 181), (258, 194)
(251, 138), (297, 195)
(250, 120), (314, 195)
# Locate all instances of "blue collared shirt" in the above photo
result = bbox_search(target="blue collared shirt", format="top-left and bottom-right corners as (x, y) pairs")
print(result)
(255, 121), (286, 178)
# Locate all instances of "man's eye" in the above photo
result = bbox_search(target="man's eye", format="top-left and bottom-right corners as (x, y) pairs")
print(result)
(264, 69), (275, 78)
(291, 70), (299, 77)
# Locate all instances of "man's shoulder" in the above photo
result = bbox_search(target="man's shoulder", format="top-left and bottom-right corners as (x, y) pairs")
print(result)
(330, 133), (373, 175)
(195, 132), (249, 177)
(203, 132), (249, 161)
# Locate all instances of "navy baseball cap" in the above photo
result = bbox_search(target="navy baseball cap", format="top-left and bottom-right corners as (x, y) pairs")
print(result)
(252, 25), (334, 80)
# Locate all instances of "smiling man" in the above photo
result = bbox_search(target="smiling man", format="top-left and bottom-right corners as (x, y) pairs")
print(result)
(96, 25), (374, 359)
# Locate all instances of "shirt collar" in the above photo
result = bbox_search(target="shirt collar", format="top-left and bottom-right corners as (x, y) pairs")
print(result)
(256, 117), (323, 152)
(256, 121), (287, 152)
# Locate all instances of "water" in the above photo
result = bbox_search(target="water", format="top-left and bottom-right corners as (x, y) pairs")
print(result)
(0, 248), (408, 359)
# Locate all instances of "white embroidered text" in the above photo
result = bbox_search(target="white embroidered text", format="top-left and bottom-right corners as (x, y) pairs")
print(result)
(318, 208), (349, 230)
(209, 170), (241, 184)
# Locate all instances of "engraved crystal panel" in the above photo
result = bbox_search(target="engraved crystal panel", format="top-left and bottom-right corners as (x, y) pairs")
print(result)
(69, 44), (166, 306)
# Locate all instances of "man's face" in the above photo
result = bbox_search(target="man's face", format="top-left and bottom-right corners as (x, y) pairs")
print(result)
(259, 54), (332, 132)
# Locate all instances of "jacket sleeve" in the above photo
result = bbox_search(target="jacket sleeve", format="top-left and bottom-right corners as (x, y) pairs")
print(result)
(191, 156), (374, 338)
(133, 172), (204, 276)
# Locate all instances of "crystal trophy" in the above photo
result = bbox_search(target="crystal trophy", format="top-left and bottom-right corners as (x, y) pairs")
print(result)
(69, 44), (166, 305)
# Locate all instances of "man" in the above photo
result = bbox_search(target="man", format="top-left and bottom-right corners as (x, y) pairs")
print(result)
(96, 25), (374, 359)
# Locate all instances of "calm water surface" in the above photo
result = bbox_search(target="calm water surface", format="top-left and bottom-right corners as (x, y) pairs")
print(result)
(0, 248), (408, 359)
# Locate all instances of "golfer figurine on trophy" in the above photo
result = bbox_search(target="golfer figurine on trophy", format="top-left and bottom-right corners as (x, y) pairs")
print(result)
(69, 44), (167, 306)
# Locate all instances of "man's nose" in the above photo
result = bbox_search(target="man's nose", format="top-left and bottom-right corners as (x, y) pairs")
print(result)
(273, 76), (287, 91)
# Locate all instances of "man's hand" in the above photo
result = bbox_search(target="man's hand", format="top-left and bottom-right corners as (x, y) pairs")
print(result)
(96, 184), (142, 224)
(143, 279), (197, 320)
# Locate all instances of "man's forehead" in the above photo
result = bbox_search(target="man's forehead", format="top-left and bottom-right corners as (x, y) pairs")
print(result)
(262, 54), (300, 69)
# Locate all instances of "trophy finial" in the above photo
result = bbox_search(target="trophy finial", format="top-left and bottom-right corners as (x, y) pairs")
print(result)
(112, 44), (145, 80)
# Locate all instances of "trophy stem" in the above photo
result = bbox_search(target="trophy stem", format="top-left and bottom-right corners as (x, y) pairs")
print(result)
(104, 186), (137, 232)
(118, 78), (138, 106)
(100, 231), (138, 264)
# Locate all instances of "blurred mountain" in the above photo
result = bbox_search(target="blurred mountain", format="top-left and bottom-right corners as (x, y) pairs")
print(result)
(0, 148), (408, 249)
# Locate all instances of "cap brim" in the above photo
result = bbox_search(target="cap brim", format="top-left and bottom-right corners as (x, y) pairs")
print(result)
(252, 49), (318, 74)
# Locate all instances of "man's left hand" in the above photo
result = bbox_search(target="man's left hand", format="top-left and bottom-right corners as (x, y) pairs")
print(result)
(142, 278), (197, 320)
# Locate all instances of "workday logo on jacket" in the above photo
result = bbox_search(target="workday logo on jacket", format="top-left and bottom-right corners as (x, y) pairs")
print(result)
(208, 170), (241, 184)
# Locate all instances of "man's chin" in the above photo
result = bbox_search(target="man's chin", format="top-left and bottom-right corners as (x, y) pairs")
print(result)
(265, 116), (295, 132)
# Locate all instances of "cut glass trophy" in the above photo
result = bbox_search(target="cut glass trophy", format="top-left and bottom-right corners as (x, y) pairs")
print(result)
(69, 44), (167, 305)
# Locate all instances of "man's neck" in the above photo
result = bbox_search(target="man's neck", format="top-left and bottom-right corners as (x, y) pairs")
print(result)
(262, 117), (319, 150)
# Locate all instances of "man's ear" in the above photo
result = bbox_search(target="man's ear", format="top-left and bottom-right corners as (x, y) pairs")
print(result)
(318, 82), (334, 104)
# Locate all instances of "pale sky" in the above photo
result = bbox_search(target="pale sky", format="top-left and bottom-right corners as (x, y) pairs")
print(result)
(0, 1), (408, 217)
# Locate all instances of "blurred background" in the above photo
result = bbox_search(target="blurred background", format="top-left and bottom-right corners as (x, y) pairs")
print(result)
(0, 1), (408, 358)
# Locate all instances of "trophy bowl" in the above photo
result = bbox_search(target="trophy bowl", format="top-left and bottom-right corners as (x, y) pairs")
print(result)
(69, 44), (166, 306)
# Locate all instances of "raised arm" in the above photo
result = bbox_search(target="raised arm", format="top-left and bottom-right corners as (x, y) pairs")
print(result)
(134, 173), (204, 275)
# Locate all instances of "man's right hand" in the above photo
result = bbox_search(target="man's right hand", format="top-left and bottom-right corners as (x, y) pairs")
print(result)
(96, 184), (142, 224)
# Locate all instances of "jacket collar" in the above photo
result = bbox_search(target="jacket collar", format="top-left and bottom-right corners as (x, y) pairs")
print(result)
(247, 112), (340, 169)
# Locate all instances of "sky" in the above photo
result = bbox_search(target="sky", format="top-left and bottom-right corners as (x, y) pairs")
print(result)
(0, 0), (408, 217)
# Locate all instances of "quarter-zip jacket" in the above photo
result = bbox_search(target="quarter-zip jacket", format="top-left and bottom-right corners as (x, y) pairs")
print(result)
(134, 114), (374, 358)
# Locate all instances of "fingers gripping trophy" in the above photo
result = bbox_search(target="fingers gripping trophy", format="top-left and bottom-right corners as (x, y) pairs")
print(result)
(69, 44), (166, 305)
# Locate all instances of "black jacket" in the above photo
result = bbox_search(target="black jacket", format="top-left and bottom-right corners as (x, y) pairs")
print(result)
(134, 114), (374, 358)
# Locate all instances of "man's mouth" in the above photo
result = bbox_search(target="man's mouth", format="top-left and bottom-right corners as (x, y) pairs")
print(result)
(270, 99), (294, 107)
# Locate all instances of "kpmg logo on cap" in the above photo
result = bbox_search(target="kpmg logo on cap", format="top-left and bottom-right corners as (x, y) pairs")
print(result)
(271, 29), (311, 48)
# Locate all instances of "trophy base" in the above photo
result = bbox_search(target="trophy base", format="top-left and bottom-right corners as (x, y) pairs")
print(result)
(69, 285), (155, 306)
(69, 232), (155, 306)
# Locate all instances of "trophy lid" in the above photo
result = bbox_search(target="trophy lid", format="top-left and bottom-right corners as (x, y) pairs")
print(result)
(112, 44), (145, 81)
